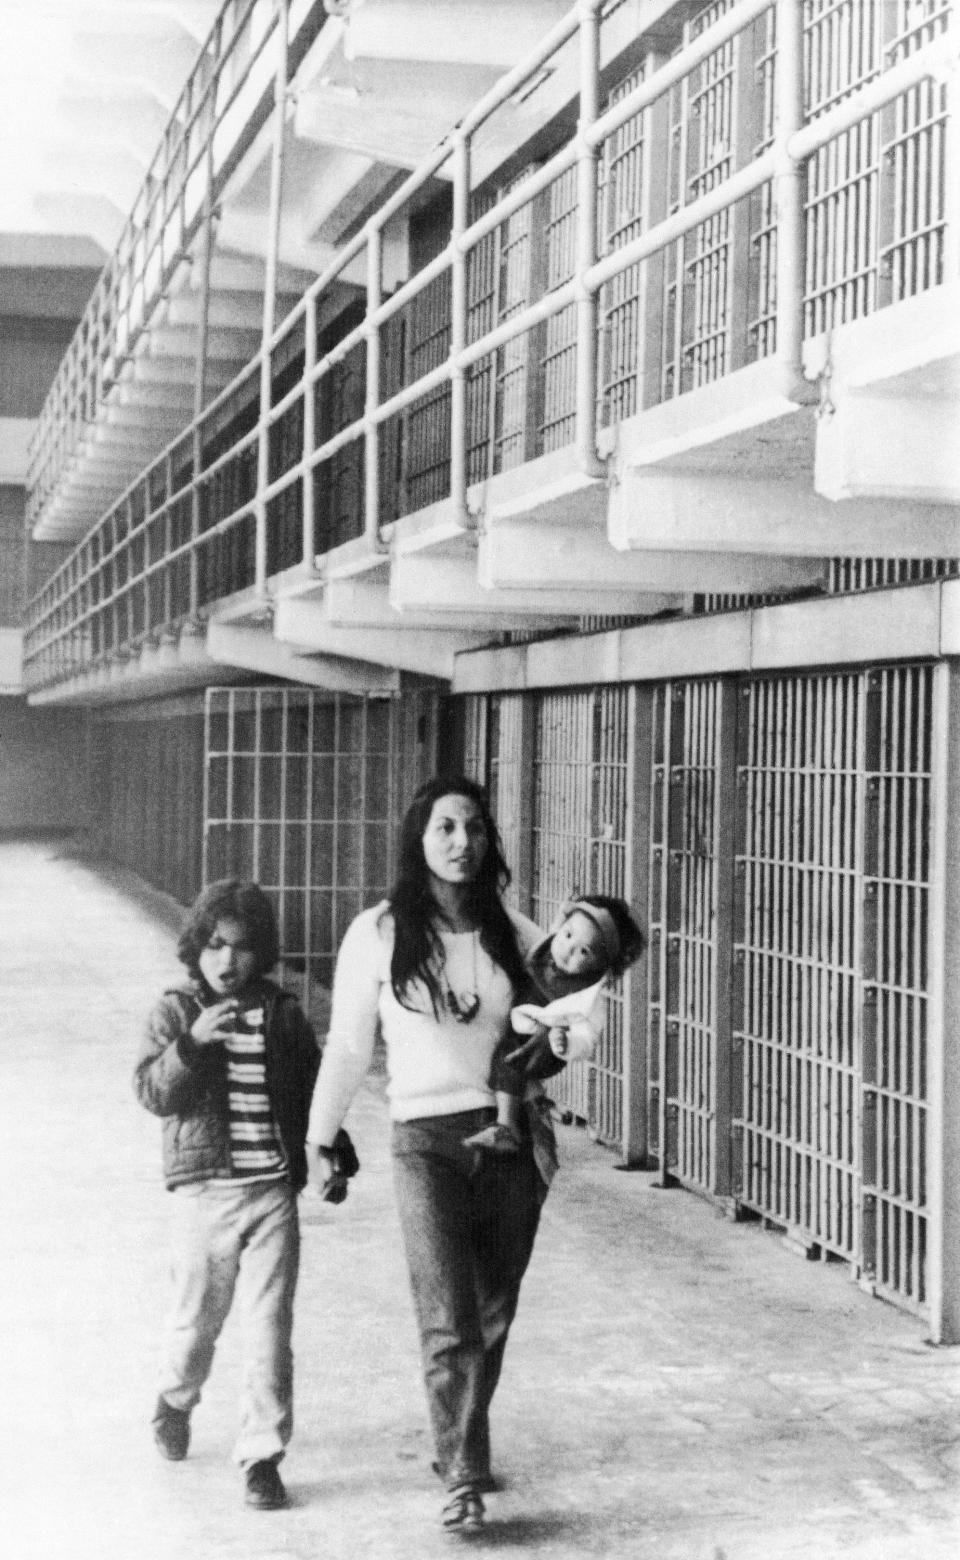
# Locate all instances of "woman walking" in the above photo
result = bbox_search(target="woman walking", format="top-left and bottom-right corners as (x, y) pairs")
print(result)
(307, 776), (553, 1534)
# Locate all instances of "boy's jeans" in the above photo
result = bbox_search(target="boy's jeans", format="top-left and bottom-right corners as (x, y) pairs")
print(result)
(158, 1178), (299, 1466)
(391, 1110), (542, 1489)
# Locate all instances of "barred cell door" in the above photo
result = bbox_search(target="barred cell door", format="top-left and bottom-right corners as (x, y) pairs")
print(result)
(532, 687), (635, 1146)
(203, 687), (400, 1019)
(647, 679), (736, 1195)
(733, 667), (932, 1316)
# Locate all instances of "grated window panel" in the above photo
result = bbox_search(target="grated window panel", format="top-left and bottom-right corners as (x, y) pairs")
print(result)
(881, 0), (950, 303)
(541, 165), (579, 453)
(489, 694), (525, 913)
(862, 665), (932, 1311)
(662, 1), (738, 399)
(203, 687), (398, 1017)
(533, 691), (594, 1122)
(587, 686), (632, 1147)
(405, 267), (452, 513)
(803, 0), (883, 333)
(599, 67), (646, 426)
(735, 674), (862, 1258)
(466, 190), (499, 485)
(494, 173), (536, 472)
(652, 680), (723, 1192)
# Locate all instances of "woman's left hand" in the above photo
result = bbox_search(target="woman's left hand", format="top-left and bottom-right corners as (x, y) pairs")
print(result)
(504, 1023), (567, 1080)
(309, 1145), (349, 1204)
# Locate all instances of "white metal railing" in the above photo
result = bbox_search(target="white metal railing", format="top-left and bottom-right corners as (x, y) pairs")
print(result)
(26, 0), (322, 532)
(23, 0), (960, 691)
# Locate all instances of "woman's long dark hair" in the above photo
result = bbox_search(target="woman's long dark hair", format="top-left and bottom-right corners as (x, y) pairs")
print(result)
(386, 775), (529, 1016)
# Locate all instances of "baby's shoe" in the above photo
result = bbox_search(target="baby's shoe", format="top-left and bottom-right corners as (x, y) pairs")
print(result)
(463, 1123), (521, 1154)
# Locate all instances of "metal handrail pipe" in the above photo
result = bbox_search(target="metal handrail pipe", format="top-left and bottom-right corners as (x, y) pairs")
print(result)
(370, 248), (452, 329)
(457, 278), (578, 371)
(586, 151), (777, 294)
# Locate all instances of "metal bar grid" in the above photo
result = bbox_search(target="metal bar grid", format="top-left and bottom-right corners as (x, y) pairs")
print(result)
(861, 665), (932, 1312)
(541, 165), (579, 453)
(735, 673), (862, 1257)
(493, 176), (536, 473)
(598, 66), (647, 425)
(488, 694), (525, 913)
(532, 691), (594, 1123)
(682, 1), (738, 389)
(656, 680), (723, 1192)
(203, 685), (398, 1015)
(880, 0), (950, 303)
(587, 685), (632, 1147)
(803, 0), (884, 332)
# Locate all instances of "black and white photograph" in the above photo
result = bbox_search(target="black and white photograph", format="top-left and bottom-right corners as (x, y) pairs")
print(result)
(1, 1), (959, 1556)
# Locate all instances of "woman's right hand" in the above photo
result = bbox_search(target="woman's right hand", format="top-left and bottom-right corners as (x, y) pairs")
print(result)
(190, 999), (238, 1046)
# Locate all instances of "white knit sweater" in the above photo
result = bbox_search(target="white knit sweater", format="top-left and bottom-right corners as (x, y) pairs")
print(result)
(307, 900), (542, 1145)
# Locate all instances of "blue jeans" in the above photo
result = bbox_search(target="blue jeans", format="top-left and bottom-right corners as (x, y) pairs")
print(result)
(391, 1109), (543, 1489)
(158, 1178), (299, 1466)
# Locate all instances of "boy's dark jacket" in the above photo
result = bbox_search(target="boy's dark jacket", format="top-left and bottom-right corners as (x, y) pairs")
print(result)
(134, 978), (321, 1192)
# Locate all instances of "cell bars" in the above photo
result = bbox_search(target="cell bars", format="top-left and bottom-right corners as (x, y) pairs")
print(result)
(648, 679), (730, 1193)
(530, 687), (633, 1146)
(804, 0), (950, 334)
(650, 666), (933, 1312)
(736, 667), (931, 1308)
(203, 686), (399, 1018)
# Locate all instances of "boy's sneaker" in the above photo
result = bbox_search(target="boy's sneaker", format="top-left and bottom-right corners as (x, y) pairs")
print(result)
(152, 1396), (190, 1461)
(463, 1123), (521, 1155)
(244, 1459), (288, 1510)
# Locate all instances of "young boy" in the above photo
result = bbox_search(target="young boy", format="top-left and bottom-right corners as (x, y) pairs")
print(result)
(464, 895), (646, 1155)
(134, 879), (350, 1511)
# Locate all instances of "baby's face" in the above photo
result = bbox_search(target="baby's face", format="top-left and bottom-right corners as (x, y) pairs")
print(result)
(551, 911), (605, 978)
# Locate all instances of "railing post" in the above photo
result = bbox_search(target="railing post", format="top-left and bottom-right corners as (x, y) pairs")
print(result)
(302, 290), (317, 568)
(942, 6), (960, 281)
(450, 132), (473, 528)
(255, 0), (290, 600)
(774, 0), (808, 396)
(190, 109), (218, 622)
(364, 223), (386, 553)
(575, 0), (604, 477)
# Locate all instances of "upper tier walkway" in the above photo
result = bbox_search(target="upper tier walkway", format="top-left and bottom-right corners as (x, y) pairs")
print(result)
(1, 834), (958, 1560)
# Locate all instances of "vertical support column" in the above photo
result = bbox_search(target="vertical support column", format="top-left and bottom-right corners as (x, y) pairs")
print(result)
(450, 133), (473, 528)
(302, 291), (317, 568)
(942, 6), (960, 281)
(255, 0), (290, 599)
(621, 682), (654, 1166)
(575, 0), (603, 476)
(774, 0), (806, 392)
(926, 659), (960, 1344)
(364, 224), (386, 553)
(711, 677), (740, 1202)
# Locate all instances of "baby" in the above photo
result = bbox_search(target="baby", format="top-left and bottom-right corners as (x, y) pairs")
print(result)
(464, 895), (646, 1154)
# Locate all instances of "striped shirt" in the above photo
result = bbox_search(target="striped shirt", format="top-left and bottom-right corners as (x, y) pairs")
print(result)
(224, 1005), (288, 1182)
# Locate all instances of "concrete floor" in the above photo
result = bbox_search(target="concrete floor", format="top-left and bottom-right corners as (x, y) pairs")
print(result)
(1, 835), (958, 1560)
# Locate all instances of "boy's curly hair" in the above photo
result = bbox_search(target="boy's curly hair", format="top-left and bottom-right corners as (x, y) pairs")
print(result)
(177, 879), (279, 982)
